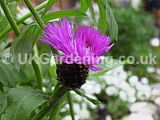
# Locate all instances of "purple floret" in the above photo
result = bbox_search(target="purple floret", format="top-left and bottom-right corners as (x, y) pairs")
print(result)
(40, 18), (113, 71)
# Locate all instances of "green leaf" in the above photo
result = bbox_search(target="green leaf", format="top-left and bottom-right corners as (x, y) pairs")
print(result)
(6, 0), (22, 3)
(97, 0), (118, 41)
(1, 86), (50, 120)
(42, 0), (57, 16)
(75, 90), (101, 105)
(43, 9), (86, 23)
(78, 0), (90, 22)
(0, 14), (9, 40)
(80, 0), (89, 12)
(89, 59), (125, 77)
(11, 24), (41, 70)
(87, 0), (96, 21)
(105, 0), (118, 41)
(97, 0), (108, 34)
(0, 61), (19, 87)
(0, 92), (7, 116)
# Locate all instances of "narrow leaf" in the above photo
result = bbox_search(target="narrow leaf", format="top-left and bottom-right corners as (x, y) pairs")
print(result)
(90, 59), (124, 77)
(97, 0), (118, 41)
(6, 0), (21, 3)
(97, 0), (108, 34)
(105, 0), (118, 41)
(80, 0), (88, 12)
(75, 90), (101, 105)
(87, 0), (96, 21)
(43, 9), (86, 23)
(42, 0), (57, 16)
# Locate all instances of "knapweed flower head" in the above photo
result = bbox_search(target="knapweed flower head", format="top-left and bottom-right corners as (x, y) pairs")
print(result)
(40, 18), (113, 88)
(40, 18), (112, 71)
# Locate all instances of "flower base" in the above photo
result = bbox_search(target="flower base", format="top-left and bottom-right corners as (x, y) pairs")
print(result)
(56, 63), (89, 89)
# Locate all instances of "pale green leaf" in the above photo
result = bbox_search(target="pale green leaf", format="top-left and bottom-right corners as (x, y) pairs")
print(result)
(0, 61), (18, 87)
(43, 9), (86, 23)
(11, 24), (41, 70)
(1, 87), (50, 120)
(0, 92), (7, 116)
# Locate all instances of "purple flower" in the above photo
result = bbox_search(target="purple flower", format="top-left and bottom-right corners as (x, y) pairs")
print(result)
(40, 18), (113, 71)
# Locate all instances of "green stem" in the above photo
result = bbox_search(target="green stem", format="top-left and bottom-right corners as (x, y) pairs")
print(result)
(24, 0), (45, 29)
(49, 83), (61, 120)
(0, 0), (48, 39)
(49, 101), (60, 120)
(49, 90), (67, 120)
(32, 84), (69, 120)
(0, 0), (20, 36)
(67, 92), (75, 120)
(32, 60), (42, 90)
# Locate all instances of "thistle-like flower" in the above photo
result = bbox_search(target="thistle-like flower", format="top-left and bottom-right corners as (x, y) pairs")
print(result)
(40, 18), (113, 89)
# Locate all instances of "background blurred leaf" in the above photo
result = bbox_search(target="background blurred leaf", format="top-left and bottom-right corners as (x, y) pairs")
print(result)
(106, 99), (129, 119)
(111, 7), (154, 58)
(11, 24), (41, 70)
(1, 86), (50, 120)
(43, 9), (86, 23)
